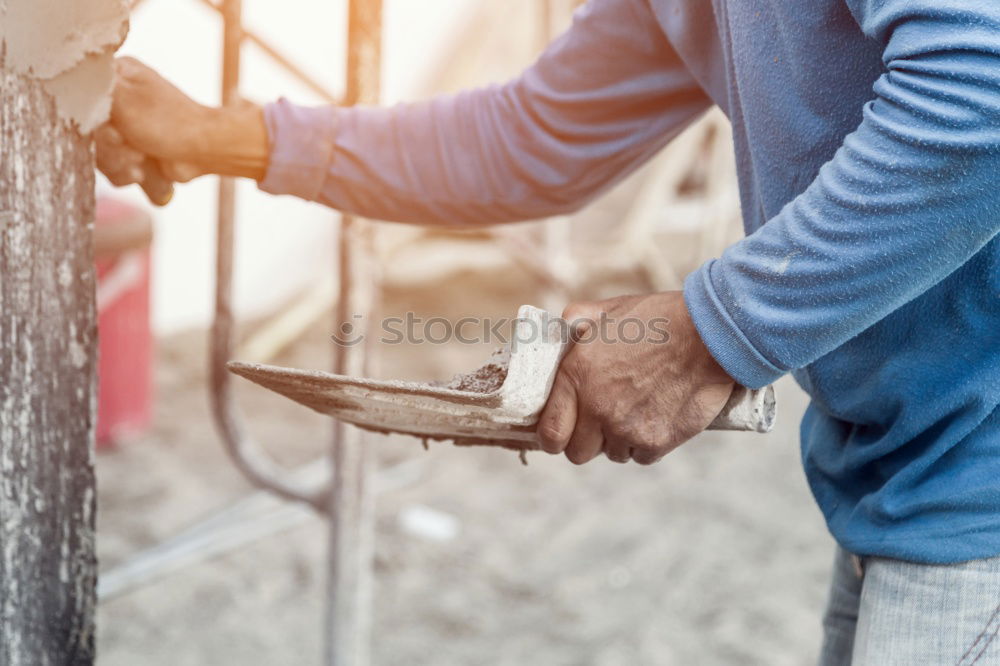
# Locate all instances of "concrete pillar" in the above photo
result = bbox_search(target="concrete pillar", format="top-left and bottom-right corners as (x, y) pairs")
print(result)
(0, 3), (127, 663)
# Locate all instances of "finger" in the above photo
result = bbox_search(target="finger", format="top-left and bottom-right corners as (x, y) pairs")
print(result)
(606, 422), (669, 465)
(95, 126), (144, 185)
(603, 433), (633, 464)
(96, 123), (124, 146)
(561, 301), (602, 344)
(139, 158), (175, 206)
(630, 445), (667, 466)
(115, 56), (147, 82)
(563, 411), (604, 465)
(101, 158), (145, 186)
(537, 371), (578, 455)
(604, 446), (632, 464)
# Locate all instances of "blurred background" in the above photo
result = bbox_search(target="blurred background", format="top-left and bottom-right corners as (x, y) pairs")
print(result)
(94, 1), (835, 664)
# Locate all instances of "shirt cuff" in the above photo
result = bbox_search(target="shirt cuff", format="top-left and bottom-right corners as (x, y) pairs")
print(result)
(258, 98), (338, 201)
(683, 260), (786, 389)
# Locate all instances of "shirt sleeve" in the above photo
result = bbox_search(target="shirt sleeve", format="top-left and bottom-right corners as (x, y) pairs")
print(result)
(259, 0), (710, 225)
(684, 0), (1000, 388)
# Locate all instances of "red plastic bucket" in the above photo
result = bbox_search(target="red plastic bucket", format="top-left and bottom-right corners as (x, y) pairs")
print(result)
(94, 196), (153, 449)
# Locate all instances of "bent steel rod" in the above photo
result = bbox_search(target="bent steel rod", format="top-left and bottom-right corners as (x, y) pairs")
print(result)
(209, 0), (328, 510)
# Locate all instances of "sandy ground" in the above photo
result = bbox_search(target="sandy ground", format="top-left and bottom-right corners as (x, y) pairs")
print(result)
(95, 265), (835, 666)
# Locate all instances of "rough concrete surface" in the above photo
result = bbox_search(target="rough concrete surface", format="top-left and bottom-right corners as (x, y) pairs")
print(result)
(0, 6), (120, 656)
(95, 267), (833, 665)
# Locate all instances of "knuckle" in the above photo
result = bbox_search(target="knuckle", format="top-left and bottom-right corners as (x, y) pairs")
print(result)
(632, 449), (665, 466)
(559, 356), (587, 388)
(121, 146), (143, 163)
(601, 435), (628, 463)
(633, 439), (666, 463)
(661, 424), (688, 447)
(116, 56), (142, 77)
(98, 125), (123, 146)
(537, 419), (570, 452)
(604, 422), (637, 447)
(99, 163), (135, 186)
(162, 163), (184, 182)
(560, 302), (586, 321)
(165, 162), (197, 183)
(605, 448), (630, 464)
(561, 301), (600, 329)
(161, 163), (180, 181)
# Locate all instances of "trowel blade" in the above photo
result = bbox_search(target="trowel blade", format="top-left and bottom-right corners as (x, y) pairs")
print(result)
(227, 361), (539, 448)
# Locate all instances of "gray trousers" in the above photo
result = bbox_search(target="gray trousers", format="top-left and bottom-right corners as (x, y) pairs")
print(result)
(819, 547), (1000, 665)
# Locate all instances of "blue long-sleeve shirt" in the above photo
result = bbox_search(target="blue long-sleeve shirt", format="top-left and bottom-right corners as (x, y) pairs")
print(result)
(260, 0), (1000, 564)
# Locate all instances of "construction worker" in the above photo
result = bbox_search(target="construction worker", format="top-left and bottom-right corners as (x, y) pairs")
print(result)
(97, 0), (1000, 663)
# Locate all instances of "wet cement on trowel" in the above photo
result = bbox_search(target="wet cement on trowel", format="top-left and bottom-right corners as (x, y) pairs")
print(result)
(440, 348), (509, 393)
(353, 348), (534, 464)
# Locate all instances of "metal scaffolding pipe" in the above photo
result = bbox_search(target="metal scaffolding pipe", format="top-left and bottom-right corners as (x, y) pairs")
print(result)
(326, 0), (383, 663)
(196, 0), (341, 104)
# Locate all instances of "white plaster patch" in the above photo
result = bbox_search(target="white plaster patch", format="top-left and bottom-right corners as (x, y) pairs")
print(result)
(0, 0), (129, 133)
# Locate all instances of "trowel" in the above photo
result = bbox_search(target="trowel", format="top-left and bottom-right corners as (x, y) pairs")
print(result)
(228, 305), (776, 450)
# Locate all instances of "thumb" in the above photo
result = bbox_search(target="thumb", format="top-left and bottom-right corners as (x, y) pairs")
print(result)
(536, 370), (578, 455)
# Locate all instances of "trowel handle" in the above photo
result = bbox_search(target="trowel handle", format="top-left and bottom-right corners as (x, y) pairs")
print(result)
(708, 385), (776, 433)
(140, 157), (174, 207)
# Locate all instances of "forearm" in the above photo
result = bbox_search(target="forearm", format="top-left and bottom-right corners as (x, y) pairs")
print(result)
(684, 1), (1000, 388)
(258, 0), (709, 225)
(184, 101), (269, 181)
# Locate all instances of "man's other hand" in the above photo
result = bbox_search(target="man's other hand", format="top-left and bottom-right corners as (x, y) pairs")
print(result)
(537, 291), (735, 465)
(97, 57), (268, 188)
(95, 57), (208, 188)
(110, 57), (209, 166)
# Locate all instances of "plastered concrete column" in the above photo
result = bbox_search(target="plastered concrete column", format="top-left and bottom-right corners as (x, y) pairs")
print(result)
(1, 2), (128, 664)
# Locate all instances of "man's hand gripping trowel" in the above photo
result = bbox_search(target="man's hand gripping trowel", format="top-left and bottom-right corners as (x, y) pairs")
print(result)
(228, 305), (776, 452)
